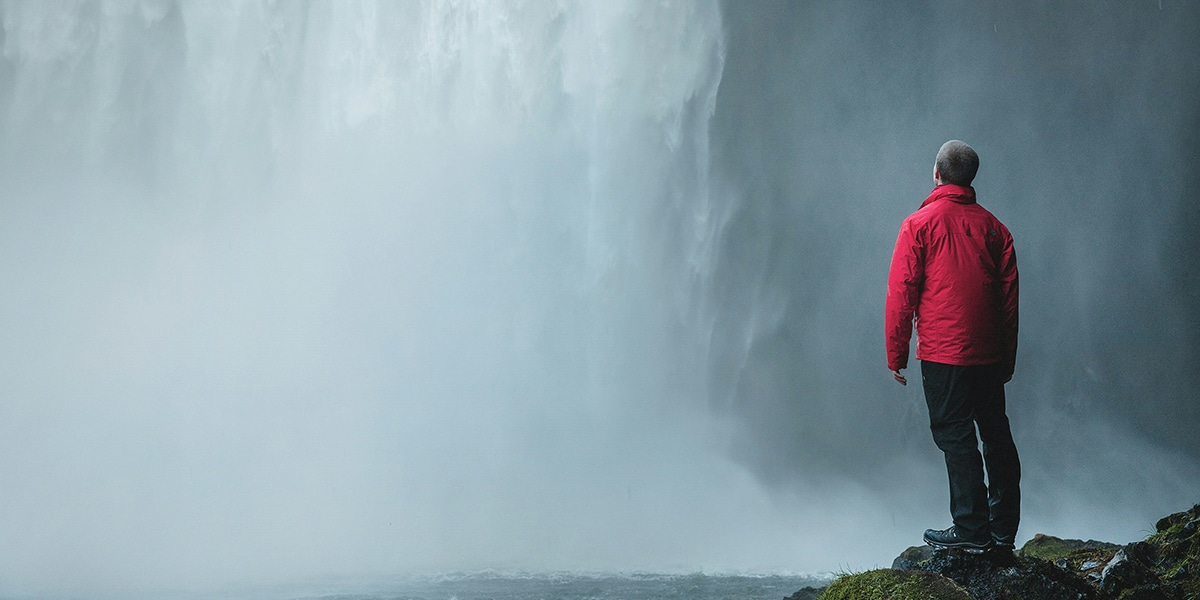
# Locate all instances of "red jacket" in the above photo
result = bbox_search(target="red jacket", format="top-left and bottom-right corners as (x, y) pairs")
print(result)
(886, 184), (1018, 377)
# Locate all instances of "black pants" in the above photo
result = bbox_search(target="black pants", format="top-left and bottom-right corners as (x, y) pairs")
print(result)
(921, 360), (1021, 542)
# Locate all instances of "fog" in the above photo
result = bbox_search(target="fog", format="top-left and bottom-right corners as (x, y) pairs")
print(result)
(0, 1), (1197, 596)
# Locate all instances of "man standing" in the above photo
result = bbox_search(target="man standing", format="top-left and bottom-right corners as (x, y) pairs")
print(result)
(886, 140), (1021, 552)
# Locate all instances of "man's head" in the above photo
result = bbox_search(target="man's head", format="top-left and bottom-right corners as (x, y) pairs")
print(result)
(934, 140), (979, 186)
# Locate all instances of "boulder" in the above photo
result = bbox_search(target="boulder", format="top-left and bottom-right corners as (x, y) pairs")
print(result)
(1097, 545), (1159, 595)
(903, 547), (1097, 600)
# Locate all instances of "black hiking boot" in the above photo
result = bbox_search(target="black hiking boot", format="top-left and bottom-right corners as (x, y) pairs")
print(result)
(991, 533), (1016, 552)
(923, 526), (994, 554)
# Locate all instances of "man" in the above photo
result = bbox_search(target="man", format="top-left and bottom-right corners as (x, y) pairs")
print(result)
(885, 140), (1021, 553)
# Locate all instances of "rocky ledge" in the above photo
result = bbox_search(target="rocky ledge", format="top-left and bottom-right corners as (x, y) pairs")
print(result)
(788, 503), (1200, 600)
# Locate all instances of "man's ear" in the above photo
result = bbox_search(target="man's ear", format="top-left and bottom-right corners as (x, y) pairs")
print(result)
(933, 166), (942, 185)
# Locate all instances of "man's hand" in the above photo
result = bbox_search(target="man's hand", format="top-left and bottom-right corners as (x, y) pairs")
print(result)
(892, 369), (907, 386)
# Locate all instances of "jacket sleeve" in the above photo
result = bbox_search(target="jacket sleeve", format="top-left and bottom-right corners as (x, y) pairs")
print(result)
(997, 228), (1019, 379)
(886, 219), (923, 371)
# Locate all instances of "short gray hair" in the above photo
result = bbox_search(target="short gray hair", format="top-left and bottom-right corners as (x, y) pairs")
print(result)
(935, 140), (979, 186)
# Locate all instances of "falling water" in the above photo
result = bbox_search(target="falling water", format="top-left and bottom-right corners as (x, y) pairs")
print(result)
(0, 1), (790, 593)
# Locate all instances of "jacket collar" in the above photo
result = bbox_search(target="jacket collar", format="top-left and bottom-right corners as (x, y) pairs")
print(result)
(920, 184), (976, 208)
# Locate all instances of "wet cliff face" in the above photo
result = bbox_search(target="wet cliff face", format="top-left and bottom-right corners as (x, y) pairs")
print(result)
(709, 0), (1200, 508)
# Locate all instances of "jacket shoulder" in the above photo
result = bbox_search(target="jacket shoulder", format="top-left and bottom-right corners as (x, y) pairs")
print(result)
(975, 204), (1014, 237)
(901, 199), (947, 232)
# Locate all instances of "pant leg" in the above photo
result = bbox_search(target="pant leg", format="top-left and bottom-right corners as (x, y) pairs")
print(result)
(974, 364), (1021, 542)
(921, 360), (989, 541)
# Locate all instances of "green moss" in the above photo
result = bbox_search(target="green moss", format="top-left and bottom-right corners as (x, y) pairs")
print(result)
(1017, 535), (1079, 561)
(818, 569), (972, 600)
(1017, 533), (1119, 563)
(1143, 506), (1200, 600)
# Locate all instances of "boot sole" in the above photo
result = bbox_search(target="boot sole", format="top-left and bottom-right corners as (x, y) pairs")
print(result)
(926, 542), (993, 554)
(924, 538), (994, 554)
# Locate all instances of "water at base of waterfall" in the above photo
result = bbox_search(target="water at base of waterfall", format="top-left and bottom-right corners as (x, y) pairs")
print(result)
(266, 572), (829, 600)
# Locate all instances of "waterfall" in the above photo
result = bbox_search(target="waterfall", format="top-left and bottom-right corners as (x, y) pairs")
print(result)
(0, 1), (809, 592)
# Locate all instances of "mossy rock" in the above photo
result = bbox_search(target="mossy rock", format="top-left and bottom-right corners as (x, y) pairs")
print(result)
(1018, 533), (1120, 563)
(875, 504), (1200, 600)
(1012, 503), (1200, 599)
(913, 547), (1099, 600)
(1016, 533), (1120, 582)
(1140, 503), (1200, 599)
(818, 569), (971, 600)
